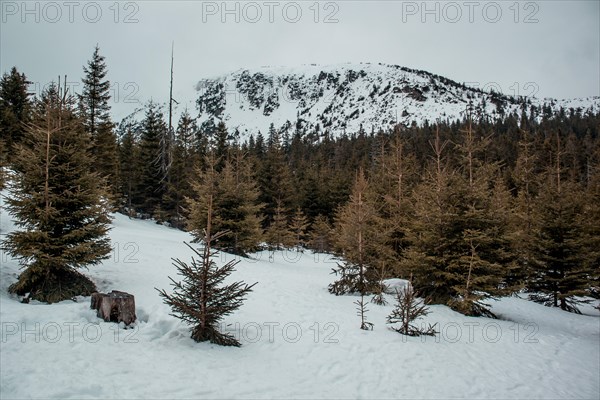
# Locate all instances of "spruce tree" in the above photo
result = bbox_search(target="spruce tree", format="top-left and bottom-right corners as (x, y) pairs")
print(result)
(3, 82), (111, 303)
(116, 114), (140, 215)
(401, 125), (510, 317)
(187, 152), (263, 255)
(258, 125), (294, 227)
(157, 187), (256, 346)
(387, 286), (436, 336)
(354, 295), (373, 331)
(264, 199), (293, 250)
(308, 214), (332, 253)
(137, 101), (167, 215)
(373, 133), (416, 276)
(509, 130), (541, 290)
(329, 169), (381, 295)
(212, 121), (230, 172)
(448, 121), (511, 316)
(164, 110), (198, 227)
(529, 179), (589, 312)
(0, 137), (5, 189)
(582, 157), (600, 299)
(0, 67), (32, 163)
(78, 46), (118, 191)
(187, 153), (219, 243)
(528, 134), (591, 313)
(289, 208), (309, 248)
(214, 155), (263, 255)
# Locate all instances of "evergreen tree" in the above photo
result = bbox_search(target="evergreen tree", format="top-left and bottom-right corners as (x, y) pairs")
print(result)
(308, 214), (333, 253)
(448, 121), (512, 316)
(354, 295), (373, 331)
(137, 101), (167, 215)
(401, 125), (510, 317)
(264, 199), (293, 250)
(0, 67), (32, 163)
(289, 208), (309, 248)
(582, 155), (600, 299)
(116, 114), (140, 215)
(373, 132), (416, 276)
(0, 137), (5, 189)
(212, 121), (229, 171)
(329, 169), (382, 295)
(258, 125), (294, 226)
(187, 152), (263, 255)
(164, 110), (198, 227)
(509, 130), (541, 289)
(214, 155), (263, 255)
(387, 286), (437, 336)
(400, 129), (456, 304)
(187, 153), (219, 242)
(528, 134), (591, 313)
(3, 83), (111, 303)
(78, 45), (118, 191)
(157, 183), (256, 346)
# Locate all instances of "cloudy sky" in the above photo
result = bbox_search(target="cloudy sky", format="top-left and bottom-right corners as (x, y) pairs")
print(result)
(1, 0), (598, 121)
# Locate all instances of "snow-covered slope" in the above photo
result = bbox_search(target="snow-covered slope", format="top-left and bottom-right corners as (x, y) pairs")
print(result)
(195, 63), (600, 137)
(1, 194), (599, 399)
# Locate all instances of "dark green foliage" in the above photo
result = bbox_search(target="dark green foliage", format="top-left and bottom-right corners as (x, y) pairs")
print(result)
(187, 153), (263, 255)
(157, 241), (255, 347)
(0, 137), (5, 189)
(79, 46), (111, 137)
(213, 155), (264, 254)
(508, 130), (541, 290)
(3, 83), (111, 303)
(116, 114), (141, 214)
(264, 200), (293, 250)
(157, 239), (256, 346)
(10, 268), (97, 304)
(528, 179), (590, 313)
(78, 46), (118, 193)
(163, 110), (200, 227)
(137, 101), (168, 215)
(102, 95), (599, 318)
(157, 238), (256, 347)
(582, 161), (600, 299)
(257, 125), (294, 227)
(307, 215), (333, 253)
(329, 170), (384, 295)
(212, 121), (229, 171)
(289, 208), (308, 248)
(0, 67), (32, 163)
(401, 125), (510, 317)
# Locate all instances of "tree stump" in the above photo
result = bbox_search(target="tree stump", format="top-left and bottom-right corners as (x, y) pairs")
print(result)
(91, 291), (136, 326)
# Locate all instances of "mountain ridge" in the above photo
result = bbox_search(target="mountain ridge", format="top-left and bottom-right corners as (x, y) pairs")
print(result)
(194, 62), (600, 137)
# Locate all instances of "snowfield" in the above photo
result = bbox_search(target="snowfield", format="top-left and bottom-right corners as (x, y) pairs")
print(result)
(1, 197), (599, 399)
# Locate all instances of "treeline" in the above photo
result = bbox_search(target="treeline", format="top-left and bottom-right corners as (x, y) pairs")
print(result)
(1, 47), (598, 314)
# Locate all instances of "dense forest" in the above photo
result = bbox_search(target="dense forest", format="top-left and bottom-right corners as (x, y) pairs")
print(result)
(1, 47), (598, 317)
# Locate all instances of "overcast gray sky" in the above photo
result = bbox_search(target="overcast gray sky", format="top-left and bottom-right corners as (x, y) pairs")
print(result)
(1, 0), (599, 121)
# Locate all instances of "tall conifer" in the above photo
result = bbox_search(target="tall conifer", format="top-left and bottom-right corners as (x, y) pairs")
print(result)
(4, 82), (111, 303)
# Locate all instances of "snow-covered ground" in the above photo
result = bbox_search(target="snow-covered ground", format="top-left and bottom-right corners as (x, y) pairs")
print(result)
(1, 195), (599, 399)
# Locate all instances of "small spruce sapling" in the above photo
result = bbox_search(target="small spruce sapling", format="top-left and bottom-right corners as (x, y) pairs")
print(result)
(371, 262), (388, 306)
(157, 186), (256, 347)
(157, 237), (256, 346)
(355, 295), (373, 331)
(387, 286), (437, 337)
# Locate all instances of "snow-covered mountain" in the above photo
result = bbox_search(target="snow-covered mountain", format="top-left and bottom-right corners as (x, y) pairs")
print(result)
(194, 63), (600, 136)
